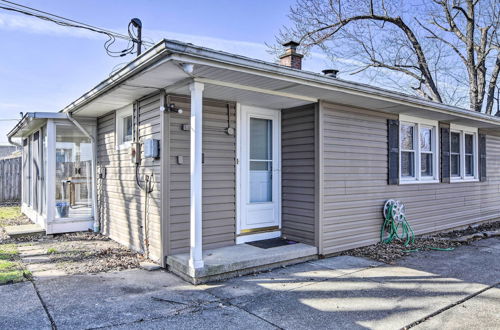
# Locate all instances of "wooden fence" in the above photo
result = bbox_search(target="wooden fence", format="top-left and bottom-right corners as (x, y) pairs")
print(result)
(0, 156), (21, 204)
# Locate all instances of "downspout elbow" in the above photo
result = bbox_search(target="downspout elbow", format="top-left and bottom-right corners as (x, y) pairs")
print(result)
(7, 134), (22, 148)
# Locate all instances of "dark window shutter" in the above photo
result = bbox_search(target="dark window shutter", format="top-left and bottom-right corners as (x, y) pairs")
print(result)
(479, 133), (487, 182)
(440, 124), (450, 183)
(387, 119), (399, 185)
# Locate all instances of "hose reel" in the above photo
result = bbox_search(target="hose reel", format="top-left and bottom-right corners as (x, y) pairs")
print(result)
(381, 199), (415, 246)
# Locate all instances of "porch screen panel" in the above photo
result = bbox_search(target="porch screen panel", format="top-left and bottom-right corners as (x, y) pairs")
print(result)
(55, 124), (92, 219)
(22, 138), (30, 205)
(32, 131), (40, 213)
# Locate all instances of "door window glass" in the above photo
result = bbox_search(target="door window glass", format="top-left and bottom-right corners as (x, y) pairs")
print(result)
(249, 118), (272, 203)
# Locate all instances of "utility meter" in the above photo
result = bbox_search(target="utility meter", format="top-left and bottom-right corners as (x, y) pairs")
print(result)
(130, 142), (141, 164)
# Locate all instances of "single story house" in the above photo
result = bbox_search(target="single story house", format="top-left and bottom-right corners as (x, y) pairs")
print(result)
(8, 39), (500, 283)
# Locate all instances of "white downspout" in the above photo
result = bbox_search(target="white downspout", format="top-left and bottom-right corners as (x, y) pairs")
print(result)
(66, 113), (100, 232)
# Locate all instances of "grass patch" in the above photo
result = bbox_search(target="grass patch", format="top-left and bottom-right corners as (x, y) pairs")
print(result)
(47, 247), (57, 254)
(0, 244), (19, 260)
(0, 206), (21, 221)
(0, 243), (29, 285)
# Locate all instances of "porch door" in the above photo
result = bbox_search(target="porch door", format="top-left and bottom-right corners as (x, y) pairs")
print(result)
(238, 105), (281, 242)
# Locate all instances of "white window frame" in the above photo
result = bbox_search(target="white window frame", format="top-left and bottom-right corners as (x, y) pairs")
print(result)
(399, 115), (440, 184)
(450, 124), (479, 182)
(115, 105), (133, 150)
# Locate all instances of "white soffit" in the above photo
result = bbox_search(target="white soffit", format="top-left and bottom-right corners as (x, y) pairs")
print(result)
(74, 61), (188, 117)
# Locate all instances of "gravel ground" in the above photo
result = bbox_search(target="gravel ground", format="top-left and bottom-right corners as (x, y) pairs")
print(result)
(341, 220), (500, 264)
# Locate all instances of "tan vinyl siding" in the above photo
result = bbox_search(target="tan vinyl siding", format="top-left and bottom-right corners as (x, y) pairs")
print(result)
(320, 101), (500, 255)
(167, 95), (236, 255)
(97, 93), (162, 262)
(281, 104), (316, 245)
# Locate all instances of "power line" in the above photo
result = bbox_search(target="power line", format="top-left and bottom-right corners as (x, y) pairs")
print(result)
(0, 0), (153, 57)
(0, 0), (133, 41)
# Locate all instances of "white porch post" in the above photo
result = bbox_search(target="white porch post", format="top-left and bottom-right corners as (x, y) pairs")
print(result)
(46, 119), (56, 228)
(189, 81), (205, 269)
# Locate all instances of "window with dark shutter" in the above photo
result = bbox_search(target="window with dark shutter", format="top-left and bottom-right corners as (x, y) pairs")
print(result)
(387, 119), (399, 185)
(479, 133), (487, 182)
(440, 124), (450, 183)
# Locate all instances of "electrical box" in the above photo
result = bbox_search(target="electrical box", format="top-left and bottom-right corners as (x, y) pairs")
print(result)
(131, 142), (141, 164)
(144, 139), (160, 159)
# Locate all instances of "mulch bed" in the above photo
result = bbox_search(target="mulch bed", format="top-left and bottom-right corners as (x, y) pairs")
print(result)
(34, 232), (143, 275)
(340, 220), (500, 264)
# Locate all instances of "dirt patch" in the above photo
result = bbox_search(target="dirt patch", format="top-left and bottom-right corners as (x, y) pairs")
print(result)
(20, 232), (143, 275)
(341, 220), (500, 264)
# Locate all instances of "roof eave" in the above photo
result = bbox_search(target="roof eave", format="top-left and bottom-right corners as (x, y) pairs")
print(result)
(56, 38), (500, 127)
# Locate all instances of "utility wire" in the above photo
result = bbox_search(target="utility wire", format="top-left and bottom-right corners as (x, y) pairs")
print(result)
(0, 0), (133, 41)
(0, 0), (153, 57)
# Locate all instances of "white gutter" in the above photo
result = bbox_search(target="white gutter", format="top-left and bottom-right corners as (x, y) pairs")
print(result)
(66, 112), (99, 232)
(55, 38), (500, 128)
(165, 49), (500, 127)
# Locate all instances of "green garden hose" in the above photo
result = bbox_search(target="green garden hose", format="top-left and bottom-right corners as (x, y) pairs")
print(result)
(381, 200), (455, 252)
(380, 200), (415, 246)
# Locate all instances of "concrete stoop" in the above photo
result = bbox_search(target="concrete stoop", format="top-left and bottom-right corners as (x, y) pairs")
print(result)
(166, 243), (318, 284)
(4, 224), (45, 238)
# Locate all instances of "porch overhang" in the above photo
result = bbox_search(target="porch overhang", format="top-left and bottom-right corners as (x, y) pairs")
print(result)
(60, 39), (500, 130)
(8, 112), (68, 139)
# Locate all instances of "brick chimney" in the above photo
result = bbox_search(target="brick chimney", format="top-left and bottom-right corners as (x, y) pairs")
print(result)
(279, 41), (303, 70)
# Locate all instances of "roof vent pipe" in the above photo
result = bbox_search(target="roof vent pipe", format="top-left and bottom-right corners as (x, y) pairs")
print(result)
(322, 69), (339, 78)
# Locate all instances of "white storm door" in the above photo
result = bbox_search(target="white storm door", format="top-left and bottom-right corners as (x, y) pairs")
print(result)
(238, 105), (281, 236)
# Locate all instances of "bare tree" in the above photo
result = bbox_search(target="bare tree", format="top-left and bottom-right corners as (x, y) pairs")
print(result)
(275, 0), (499, 114)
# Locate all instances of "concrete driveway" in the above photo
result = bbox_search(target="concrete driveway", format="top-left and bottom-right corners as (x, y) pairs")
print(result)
(1, 238), (498, 330)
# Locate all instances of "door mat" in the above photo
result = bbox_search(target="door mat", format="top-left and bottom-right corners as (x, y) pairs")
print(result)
(246, 238), (297, 249)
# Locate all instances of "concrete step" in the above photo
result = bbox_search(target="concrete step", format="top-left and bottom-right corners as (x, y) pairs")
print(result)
(4, 224), (45, 238)
(167, 243), (318, 284)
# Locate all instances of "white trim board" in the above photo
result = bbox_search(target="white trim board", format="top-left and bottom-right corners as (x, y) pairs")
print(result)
(236, 231), (281, 244)
(236, 104), (282, 242)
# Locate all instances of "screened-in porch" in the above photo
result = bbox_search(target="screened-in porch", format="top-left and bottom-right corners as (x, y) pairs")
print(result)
(9, 113), (97, 234)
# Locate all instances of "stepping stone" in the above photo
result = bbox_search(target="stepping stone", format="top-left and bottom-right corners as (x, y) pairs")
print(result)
(19, 249), (47, 257)
(21, 255), (51, 264)
(26, 263), (57, 272)
(33, 269), (67, 279)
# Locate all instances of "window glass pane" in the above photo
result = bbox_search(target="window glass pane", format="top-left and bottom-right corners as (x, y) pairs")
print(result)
(249, 118), (272, 203)
(123, 116), (133, 142)
(400, 124), (414, 150)
(451, 154), (460, 177)
(451, 132), (460, 153)
(421, 153), (433, 176)
(401, 151), (415, 177)
(250, 118), (272, 160)
(420, 127), (432, 151)
(465, 134), (473, 154)
(465, 155), (473, 176)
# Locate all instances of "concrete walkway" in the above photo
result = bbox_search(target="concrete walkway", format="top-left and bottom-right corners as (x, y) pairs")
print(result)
(0, 237), (498, 330)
